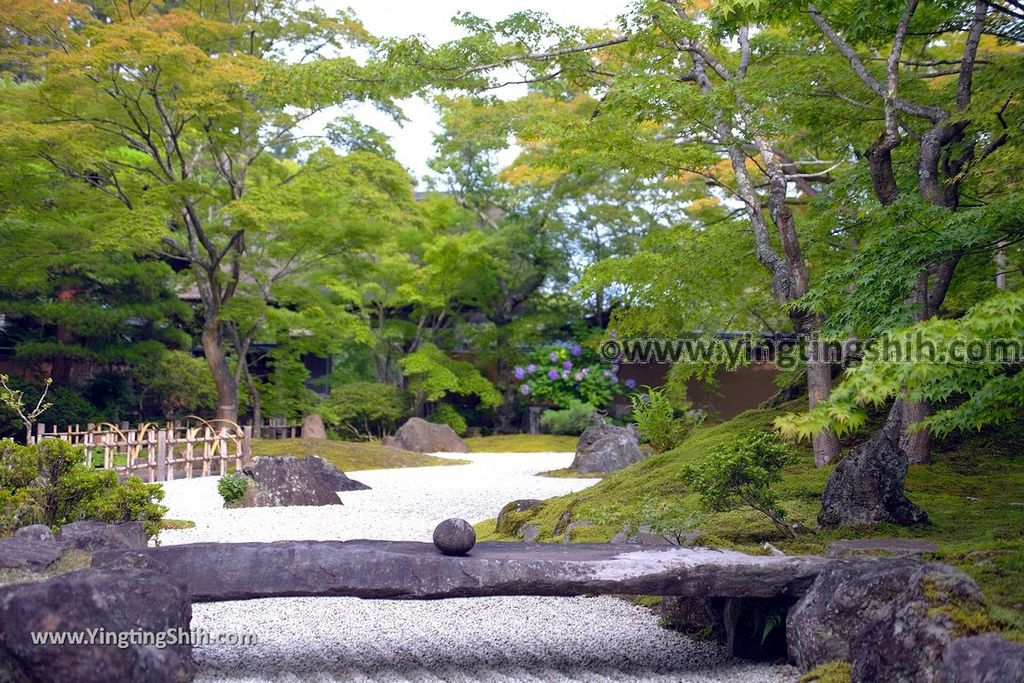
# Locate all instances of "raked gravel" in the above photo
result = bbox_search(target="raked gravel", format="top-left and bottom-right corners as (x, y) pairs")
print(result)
(156, 451), (798, 683)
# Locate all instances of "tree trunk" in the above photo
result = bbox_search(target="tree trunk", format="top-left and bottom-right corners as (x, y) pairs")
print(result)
(201, 319), (238, 424)
(895, 399), (931, 465)
(792, 312), (840, 467)
(807, 360), (841, 467)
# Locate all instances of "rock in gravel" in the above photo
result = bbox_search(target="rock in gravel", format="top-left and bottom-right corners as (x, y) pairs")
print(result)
(56, 520), (148, 550)
(570, 424), (644, 474)
(237, 456), (342, 507)
(386, 417), (469, 453)
(495, 499), (544, 536)
(433, 518), (476, 556)
(0, 568), (194, 683)
(818, 415), (927, 528)
(787, 558), (986, 681)
(301, 413), (327, 440)
(13, 524), (52, 541)
(938, 632), (1024, 682)
(303, 455), (370, 492)
(0, 537), (65, 571)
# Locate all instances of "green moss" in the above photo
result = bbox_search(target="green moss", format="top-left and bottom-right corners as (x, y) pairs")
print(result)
(634, 595), (663, 608)
(800, 661), (852, 683)
(250, 438), (464, 471)
(464, 434), (579, 452)
(474, 401), (1024, 636)
(0, 549), (92, 588)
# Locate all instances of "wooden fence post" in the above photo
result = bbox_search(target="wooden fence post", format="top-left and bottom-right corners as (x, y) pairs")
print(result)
(156, 429), (167, 483)
(242, 425), (252, 468)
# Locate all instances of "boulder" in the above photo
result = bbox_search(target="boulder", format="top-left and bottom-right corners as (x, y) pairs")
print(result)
(13, 524), (52, 541)
(938, 633), (1024, 682)
(55, 520), (148, 550)
(787, 558), (987, 682)
(301, 413), (327, 440)
(520, 524), (540, 542)
(237, 457), (342, 507)
(818, 415), (927, 528)
(569, 424), (644, 474)
(0, 537), (65, 572)
(0, 568), (194, 683)
(302, 455), (370, 492)
(495, 499), (544, 537)
(388, 417), (469, 453)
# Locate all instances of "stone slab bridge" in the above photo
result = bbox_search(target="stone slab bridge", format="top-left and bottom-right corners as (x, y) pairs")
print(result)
(93, 540), (830, 602)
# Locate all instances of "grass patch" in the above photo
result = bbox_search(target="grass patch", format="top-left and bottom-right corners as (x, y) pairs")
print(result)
(250, 438), (464, 471)
(472, 401), (1024, 637)
(538, 467), (604, 479)
(464, 434), (578, 452)
(160, 518), (196, 530)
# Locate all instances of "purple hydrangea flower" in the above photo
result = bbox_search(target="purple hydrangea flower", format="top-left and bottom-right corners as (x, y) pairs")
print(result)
(561, 371), (570, 380)
(548, 351), (559, 362)
(562, 360), (573, 370)
(611, 377), (619, 385)
(574, 372), (583, 381)
(611, 363), (620, 373)
(520, 384), (531, 395)
(547, 369), (559, 380)
(570, 344), (582, 356)
(582, 368), (590, 376)
(624, 378), (636, 389)
(527, 364), (537, 373)
(603, 370), (612, 378)
(514, 366), (525, 380)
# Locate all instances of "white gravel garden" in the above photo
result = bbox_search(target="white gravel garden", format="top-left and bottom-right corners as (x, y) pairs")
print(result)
(157, 452), (798, 683)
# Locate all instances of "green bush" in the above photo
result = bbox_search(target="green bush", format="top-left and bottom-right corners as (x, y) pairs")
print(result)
(320, 382), (410, 438)
(540, 400), (598, 435)
(217, 473), (248, 506)
(683, 431), (797, 539)
(0, 438), (166, 537)
(630, 387), (701, 453)
(428, 403), (468, 436)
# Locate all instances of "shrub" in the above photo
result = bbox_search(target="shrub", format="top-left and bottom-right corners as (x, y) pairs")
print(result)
(512, 343), (633, 409)
(540, 400), (599, 435)
(217, 473), (248, 506)
(0, 438), (166, 537)
(683, 431), (798, 539)
(630, 387), (701, 453)
(320, 382), (410, 438)
(429, 403), (468, 436)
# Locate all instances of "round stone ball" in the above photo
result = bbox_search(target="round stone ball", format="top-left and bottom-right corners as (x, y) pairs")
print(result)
(432, 518), (476, 556)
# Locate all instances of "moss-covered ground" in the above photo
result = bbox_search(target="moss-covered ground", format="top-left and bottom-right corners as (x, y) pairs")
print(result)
(251, 438), (464, 470)
(464, 434), (579, 452)
(474, 401), (1024, 638)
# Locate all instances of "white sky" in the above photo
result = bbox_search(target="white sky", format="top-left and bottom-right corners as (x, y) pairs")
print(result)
(310, 0), (630, 186)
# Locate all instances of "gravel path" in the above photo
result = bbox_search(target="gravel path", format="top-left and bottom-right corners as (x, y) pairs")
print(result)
(157, 452), (797, 682)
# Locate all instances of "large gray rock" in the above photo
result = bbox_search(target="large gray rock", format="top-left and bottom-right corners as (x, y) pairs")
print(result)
(787, 558), (987, 682)
(432, 518), (476, 556)
(387, 417), (469, 453)
(938, 633), (1024, 682)
(570, 424), (644, 474)
(237, 456), (343, 507)
(92, 540), (829, 602)
(55, 520), (148, 550)
(818, 416), (927, 528)
(0, 537), (65, 571)
(301, 413), (327, 440)
(302, 455), (370, 492)
(0, 568), (194, 683)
